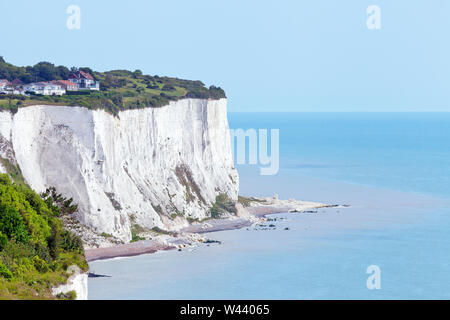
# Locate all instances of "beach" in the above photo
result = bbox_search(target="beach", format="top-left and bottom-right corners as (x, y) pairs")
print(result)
(88, 175), (450, 300)
(88, 112), (450, 300)
(85, 197), (330, 262)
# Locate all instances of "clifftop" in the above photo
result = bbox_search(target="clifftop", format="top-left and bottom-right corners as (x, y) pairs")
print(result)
(0, 99), (238, 242)
(0, 57), (226, 115)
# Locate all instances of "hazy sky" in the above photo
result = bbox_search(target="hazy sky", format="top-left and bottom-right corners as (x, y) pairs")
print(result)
(1, 0), (449, 112)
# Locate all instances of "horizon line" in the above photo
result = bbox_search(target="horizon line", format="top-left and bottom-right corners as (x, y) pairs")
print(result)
(228, 110), (450, 113)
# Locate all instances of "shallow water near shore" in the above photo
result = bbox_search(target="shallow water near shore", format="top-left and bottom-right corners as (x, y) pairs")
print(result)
(89, 112), (450, 299)
(88, 179), (450, 299)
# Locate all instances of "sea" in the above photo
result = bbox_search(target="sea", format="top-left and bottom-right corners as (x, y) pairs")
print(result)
(88, 112), (450, 299)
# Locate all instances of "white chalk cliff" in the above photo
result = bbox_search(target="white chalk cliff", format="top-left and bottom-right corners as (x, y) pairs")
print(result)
(52, 266), (88, 300)
(0, 98), (238, 242)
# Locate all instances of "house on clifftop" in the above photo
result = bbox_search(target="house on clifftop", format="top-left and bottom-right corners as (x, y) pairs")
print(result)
(0, 79), (9, 89)
(69, 70), (100, 91)
(51, 80), (78, 91)
(23, 82), (65, 96)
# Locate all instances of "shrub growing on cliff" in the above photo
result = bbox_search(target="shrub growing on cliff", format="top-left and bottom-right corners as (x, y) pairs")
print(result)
(210, 194), (237, 219)
(0, 232), (7, 250)
(0, 205), (29, 243)
(56, 290), (76, 300)
(41, 187), (78, 216)
(0, 262), (13, 280)
(0, 174), (87, 299)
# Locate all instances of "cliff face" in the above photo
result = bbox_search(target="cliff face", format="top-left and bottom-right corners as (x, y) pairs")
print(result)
(0, 99), (238, 242)
(52, 266), (88, 300)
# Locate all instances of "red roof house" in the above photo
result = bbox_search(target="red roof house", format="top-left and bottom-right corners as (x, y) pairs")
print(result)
(51, 80), (78, 91)
(69, 71), (99, 90)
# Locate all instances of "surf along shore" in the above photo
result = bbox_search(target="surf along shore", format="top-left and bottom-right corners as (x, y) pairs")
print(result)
(85, 197), (339, 262)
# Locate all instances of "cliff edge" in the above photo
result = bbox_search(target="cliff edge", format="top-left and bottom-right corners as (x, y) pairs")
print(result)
(0, 98), (238, 243)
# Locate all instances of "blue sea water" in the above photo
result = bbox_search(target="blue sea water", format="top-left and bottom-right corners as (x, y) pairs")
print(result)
(232, 112), (450, 198)
(88, 113), (450, 299)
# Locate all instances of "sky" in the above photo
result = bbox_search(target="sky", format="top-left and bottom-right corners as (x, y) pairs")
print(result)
(0, 0), (449, 112)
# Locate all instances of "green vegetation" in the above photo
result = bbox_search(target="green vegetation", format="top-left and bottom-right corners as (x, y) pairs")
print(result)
(41, 187), (78, 216)
(238, 196), (266, 207)
(0, 57), (226, 115)
(170, 211), (184, 220)
(186, 216), (211, 224)
(100, 233), (113, 238)
(0, 158), (26, 186)
(210, 194), (237, 219)
(56, 290), (76, 300)
(186, 217), (198, 223)
(0, 174), (87, 300)
(151, 227), (171, 235)
(130, 224), (146, 242)
(0, 57), (73, 83)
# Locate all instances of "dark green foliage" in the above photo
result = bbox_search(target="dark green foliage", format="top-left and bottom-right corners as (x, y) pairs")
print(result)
(59, 231), (83, 254)
(0, 262), (13, 280)
(0, 58), (226, 116)
(210, 194), (237, 219)
(151, 227), (170, 235)
(66, 91), (91, 96)
(186, 85), (226, 99)
(0, 174), (87, 299)
(131, 234), (145, 243)
(0, 232), (7, 250)
(131, 224), (146, 242)
(238, 196), (266, 207)
(56, 290), (76, 300)
(100, 233), (113, 238)
(0, 205), (29, 243)
(0, 158), (26, 186)
(162, 84), (176, 92)
(0, 60), (70, 83)
(32, 256), (49, 273)
(41, 187), (78, 216)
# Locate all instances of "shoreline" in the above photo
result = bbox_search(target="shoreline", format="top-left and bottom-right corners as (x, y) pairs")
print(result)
(85, 240), (177, 262)
(85, 197), (334, 262)
(87, 182), (450, 300)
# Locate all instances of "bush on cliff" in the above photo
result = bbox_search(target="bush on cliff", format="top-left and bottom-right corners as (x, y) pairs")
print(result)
(0, 58), (227, 116)
(0, 174), (87, 300)
(210, 194), (237, 219)
(0, 262), (13, 280)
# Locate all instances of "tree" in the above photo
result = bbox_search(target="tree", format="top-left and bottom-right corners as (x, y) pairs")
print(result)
(0, 262), (13, 280)
(32, 62), (58, 81)
(0, 205), (29, 243)
(0, 231), (7, 250)
(132, 70), (143, 78)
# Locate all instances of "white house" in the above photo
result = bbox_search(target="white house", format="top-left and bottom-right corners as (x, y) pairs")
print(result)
(51, 80), (78, 91)
(23, 82), (66, 96)
(0, 80), (26, 95)
(0, 79), (9, 93)
(0, 79), (9, 89)
(69, 70), (100, 91)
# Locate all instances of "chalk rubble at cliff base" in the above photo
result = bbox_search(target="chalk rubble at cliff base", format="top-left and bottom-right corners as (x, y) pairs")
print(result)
(0, 98), (238, 243)
(84, 196), (329, 262)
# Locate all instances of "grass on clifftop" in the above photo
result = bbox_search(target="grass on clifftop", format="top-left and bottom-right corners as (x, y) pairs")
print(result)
(0, 58), (226, 115)
(0, 173), (87, 300)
